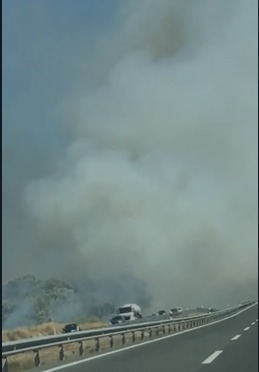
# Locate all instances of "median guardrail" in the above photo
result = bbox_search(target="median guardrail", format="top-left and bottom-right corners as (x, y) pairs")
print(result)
(2, 300), (256, 371)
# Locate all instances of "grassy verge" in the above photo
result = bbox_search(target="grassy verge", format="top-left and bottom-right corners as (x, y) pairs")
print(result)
(2, 320), (107, 342)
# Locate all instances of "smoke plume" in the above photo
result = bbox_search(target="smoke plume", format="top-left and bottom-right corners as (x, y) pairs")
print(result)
(3, 0), (258, 312)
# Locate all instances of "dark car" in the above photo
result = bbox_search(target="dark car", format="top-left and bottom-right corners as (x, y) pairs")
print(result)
(169, 307), (183, 316)
(109, 315), (125, 325)
(157, 310), (167, 316)
(62, 323), (81, 333)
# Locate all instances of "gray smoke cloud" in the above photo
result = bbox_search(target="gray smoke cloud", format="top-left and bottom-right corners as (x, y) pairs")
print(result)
(4, 0), (258, 312)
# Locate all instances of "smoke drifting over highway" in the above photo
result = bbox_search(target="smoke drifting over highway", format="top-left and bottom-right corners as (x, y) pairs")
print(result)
(3, 0), (257, 312)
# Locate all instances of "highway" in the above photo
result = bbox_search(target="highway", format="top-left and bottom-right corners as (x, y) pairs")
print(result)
(35, 304), (258, 372)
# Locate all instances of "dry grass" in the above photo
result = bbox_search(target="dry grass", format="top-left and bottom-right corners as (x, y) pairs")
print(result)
(2, 321), (107, 343)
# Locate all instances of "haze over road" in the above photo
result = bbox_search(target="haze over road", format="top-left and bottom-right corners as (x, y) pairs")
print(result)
(35, 303), (258, 372)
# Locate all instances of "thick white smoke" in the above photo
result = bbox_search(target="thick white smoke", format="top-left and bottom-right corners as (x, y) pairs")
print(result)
(25, 0), (257, 310)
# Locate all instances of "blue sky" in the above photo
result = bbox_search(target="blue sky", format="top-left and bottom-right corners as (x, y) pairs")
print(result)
(2, 0), (121, 278)
(2, 0), (122, 186)
(3, 0), (119, 147)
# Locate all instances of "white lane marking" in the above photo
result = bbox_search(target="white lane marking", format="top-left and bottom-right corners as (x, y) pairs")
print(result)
(202, 350), (223, 364)
(251, 322), (255, 325)
(244, 326), (250, 331)
(42, 302), (257, 372)
(256, 319), (258, 322)
(231, 334), (241, 340)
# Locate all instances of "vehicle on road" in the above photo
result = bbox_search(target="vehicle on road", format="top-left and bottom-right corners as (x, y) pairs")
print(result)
(157, 310), (167, 316)
(169, 307), (183, 316)
(109, 315), (126, 325)
(62, 323), (81, 333)
(117, 303), (142, 321)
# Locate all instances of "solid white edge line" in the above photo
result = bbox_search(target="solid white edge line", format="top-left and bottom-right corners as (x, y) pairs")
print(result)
(202, 350), (223, 364)
(42, 302), (257, 372)
(231, 334), (241, 340)
(244, 326), (250, 331)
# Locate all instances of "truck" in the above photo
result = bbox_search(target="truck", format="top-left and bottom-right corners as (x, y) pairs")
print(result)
(116, 303), (142, 321)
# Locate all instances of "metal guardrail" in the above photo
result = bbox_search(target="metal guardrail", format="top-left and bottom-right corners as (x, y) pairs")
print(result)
(2, 301), (256, 371)
(0, 312), (216, 353)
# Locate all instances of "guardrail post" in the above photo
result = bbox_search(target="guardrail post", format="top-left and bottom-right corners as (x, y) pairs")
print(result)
(109, 335), (114, 348)
(156, 327), (159, 336)
(132, 332), (136, 342)
(2, 358), (8, 372)
(95, 338), (100, 352)
(149, 328), (152, 338)
(168, 325), (171, 333)
(59, 346), (64, 361)
(162, 326), (165, 334)
(34, 350), (40, 367)
(121, 333), (126, 345)
(79, 342), (84, 356)
(141, 330), (144, 340)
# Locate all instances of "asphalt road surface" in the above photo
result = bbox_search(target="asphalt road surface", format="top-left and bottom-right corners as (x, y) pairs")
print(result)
(38, 304), (258, 372)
